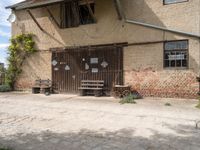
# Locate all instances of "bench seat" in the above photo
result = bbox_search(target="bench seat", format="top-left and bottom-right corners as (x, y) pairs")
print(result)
(32, 79), (52, 94)
(79, 80), (104, 97)
(78, 87), (103, 90)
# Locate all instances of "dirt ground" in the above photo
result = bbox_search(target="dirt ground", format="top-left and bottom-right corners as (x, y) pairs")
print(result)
(0, 92), (200, 150)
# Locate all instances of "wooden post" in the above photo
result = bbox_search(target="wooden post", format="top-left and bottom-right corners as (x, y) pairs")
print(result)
(45, 7), (60, 28)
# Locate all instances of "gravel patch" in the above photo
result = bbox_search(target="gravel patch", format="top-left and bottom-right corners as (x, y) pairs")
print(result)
(0, 93), (200, 150)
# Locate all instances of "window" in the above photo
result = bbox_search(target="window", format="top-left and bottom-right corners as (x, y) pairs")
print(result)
(60, 1), (95, 28)
(164, 40), (188, 68)
(164, 0), (188, 5)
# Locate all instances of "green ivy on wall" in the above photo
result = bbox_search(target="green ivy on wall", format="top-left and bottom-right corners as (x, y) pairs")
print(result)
(6, 33), (37, 89)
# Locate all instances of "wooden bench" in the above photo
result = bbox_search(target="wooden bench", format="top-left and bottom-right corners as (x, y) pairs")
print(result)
(79, 80), (104, 97)
(32, 79), (52, 95)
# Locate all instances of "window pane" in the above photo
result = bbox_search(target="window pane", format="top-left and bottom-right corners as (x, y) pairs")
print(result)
(168, 52), (176, 60)
(176, 60), (182, 67)
(171, 60), (176, 67)
(165, 40), (188, 50)
(164, 60), (170, 67)
(182, 60), (187, 67)
(176, 52), (185, 60)
(164, 0), (188, 4)
(183, 52), (187, 59)
(164, 52), (170, 59)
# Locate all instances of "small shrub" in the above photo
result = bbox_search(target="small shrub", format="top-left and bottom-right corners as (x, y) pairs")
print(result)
(0, 85), (11, 92)
(120, 94), (137, 104)
(0, 147), (13, 150)
(165, 102), (172, 106)
(196, 100), (200, 109)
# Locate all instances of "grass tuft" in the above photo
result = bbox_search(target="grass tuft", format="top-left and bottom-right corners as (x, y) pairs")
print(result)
(165, 103), (172, 106)
(119, 94), (137, 104)
(0, 85), (11, 92)
(0, 147), (13, 150)
(196, 100), (200, 109)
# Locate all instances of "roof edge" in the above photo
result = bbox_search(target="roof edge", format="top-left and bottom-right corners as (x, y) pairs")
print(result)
(6, 1), (27, 9)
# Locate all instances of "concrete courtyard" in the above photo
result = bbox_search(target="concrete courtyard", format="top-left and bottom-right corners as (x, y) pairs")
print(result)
(0, 92), (200, 150)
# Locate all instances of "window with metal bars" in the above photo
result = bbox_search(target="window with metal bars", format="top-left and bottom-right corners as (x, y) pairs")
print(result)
(79, 3), (95, 25)
(164, 40), (189, 68)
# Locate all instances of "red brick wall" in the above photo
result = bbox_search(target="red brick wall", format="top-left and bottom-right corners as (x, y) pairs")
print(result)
(125, 69), (199, 99)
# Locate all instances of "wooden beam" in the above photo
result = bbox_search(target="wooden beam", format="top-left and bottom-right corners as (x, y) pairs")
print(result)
(85, 0), (97, 23)
(27, 9), (44, 31)
(50, 41), (168, 52)
(45, 7), (60, 28)
(114, 0), (126, 20)
(50, 42), (128, 52)
(79, 0), (94, 5)
(113, 0), (122, 20)
(127, 40), (165, 46)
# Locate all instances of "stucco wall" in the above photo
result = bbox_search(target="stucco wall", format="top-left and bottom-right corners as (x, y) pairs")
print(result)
(12, 0), (200, 98)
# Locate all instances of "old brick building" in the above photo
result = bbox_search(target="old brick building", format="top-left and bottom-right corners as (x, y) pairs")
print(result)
(7, 0), (200, 98)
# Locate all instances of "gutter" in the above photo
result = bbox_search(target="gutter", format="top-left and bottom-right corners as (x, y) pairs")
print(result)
(115, 0), (200, 39)
(126, 19), (200, 39)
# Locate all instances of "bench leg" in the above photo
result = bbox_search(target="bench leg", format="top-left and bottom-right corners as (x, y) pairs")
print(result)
(80, 90), (86, 96)
(40, 88), (51, 95)
(44, 88), (51, 96)
(95, 90), (102, 97)
(32, 88), (40, 94)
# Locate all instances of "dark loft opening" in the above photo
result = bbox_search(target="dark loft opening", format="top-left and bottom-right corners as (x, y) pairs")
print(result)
(79, 3), (95, 25)
(60, 1), (95, 28)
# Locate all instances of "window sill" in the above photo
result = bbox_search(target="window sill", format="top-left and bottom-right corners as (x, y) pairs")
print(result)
(164, 67), (189, 70)
(60, 22), (97, 29)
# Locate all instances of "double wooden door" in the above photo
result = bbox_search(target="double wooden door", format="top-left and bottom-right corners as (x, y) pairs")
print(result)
(52, 47), (123, 93)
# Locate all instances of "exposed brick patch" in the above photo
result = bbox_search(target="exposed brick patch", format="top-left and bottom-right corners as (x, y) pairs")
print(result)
(15, 80), (34, 91)
(14, 52), (51, 91)
(125, 69), (199, 99)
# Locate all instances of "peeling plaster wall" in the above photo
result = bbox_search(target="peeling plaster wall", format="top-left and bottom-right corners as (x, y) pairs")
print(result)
(12, 0), (200, 98)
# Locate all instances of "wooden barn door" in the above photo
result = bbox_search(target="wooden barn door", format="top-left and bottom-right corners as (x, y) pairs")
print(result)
(52, 46), (123, 94)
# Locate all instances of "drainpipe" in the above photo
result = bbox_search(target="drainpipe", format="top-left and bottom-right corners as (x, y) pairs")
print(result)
(126, 19), (200, 39)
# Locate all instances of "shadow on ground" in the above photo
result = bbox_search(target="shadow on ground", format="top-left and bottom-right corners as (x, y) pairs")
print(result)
(0, 124), (200, 150)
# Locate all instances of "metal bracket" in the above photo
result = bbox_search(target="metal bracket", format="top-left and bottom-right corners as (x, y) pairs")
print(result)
(27, 9), (44, 32)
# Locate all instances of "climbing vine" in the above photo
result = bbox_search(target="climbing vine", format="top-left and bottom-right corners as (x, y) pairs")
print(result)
(6, 33), (37, 89)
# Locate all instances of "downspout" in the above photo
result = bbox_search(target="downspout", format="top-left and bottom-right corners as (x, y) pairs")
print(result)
(126, 19), (200, 39)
